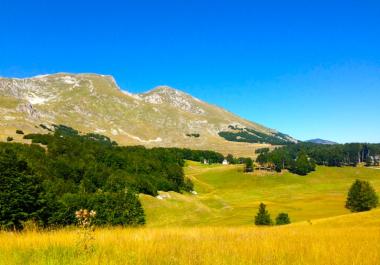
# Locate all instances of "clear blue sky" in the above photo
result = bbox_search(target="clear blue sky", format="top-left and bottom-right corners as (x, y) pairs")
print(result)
(1, 0), (379, 143)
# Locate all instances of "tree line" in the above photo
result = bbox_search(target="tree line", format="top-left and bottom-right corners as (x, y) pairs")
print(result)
(256, 143), (380, 175)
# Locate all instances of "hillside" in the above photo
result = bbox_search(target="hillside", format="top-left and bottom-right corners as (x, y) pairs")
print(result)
(141, 162), (380, 226)
(0, 73), (296, 157)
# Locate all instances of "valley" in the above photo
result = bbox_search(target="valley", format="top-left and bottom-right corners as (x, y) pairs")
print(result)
(1, 162), (380, 265)
(142, 162), (380, 226)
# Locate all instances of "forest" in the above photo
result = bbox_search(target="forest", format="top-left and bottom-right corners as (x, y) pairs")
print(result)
(256, 142), (380, 175)
(0, 125), (225, 230)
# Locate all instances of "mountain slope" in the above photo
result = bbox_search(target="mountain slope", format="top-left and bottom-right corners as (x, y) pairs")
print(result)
(0, 73), (296, 157)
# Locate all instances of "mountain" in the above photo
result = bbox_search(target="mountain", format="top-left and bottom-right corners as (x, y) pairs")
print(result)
(306, 138), (338, 145)
(0, 73), (297, 157)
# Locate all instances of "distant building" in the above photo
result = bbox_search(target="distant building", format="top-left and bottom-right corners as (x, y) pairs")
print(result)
(203, 159), (209, 165)
(222, 159), (229, 165)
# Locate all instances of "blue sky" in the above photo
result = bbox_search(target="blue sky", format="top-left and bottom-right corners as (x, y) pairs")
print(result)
(1, 0), (379, 143)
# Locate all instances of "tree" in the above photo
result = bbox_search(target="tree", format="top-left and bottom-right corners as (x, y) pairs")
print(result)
(0, 149), (44, 230)
(345, 179), (378, 212)
(226, 154), (234, 164)
(289, 152), (315, 175)
(254, 203), (272, 225)
(244, 158), (253, 172)
(275, 213), (291, 225)
(256, 153), (268, 166)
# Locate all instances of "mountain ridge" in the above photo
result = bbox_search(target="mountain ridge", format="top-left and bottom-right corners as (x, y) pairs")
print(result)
(306, 138), (338, 145)
(0, 73), (297, 157)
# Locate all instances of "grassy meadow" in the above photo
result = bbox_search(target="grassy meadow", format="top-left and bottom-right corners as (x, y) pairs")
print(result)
(141, 162), (380, 226)
(1, 162), (380, 265)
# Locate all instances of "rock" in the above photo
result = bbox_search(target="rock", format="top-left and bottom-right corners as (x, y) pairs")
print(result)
(17, 103), (40, 119)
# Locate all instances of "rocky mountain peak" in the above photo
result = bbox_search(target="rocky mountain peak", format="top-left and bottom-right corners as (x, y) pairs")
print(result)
(139, 86), (205, 114)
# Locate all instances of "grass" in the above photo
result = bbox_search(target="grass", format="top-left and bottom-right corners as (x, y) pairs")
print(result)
(1, 163), (380, 264)
(0, 210), (379, 265)
(141, 162), (380, 226)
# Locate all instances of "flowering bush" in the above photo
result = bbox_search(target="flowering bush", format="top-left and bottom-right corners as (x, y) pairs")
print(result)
(75, 209), (96, 228)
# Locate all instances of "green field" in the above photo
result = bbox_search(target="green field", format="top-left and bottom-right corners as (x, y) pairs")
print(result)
(141, 162), (380, 226)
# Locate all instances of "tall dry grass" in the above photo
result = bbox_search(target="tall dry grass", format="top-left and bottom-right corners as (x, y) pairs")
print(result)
(0, 225), (379, 265)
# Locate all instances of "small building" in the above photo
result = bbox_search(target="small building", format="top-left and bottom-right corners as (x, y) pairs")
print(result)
(203, 159), (209, 165)
(222, 159), (229, 165)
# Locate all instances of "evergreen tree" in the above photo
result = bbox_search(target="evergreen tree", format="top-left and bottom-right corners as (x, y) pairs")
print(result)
(275, 213), (291, 225)
(345, 179), (378, 212)
(254, 203), (272, 225)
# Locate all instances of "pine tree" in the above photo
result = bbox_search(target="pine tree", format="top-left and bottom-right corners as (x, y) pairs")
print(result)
(345, 179), (378, 212)
(254, 203), (272, 225)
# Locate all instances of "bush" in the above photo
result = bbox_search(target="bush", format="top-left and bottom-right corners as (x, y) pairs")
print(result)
(275, 213), (291, 225)
(254, 203), (272, 225)
(244, 158), (253, 172)
(345, 179), (378, 212)
(16, 130), (24, 135)
(6, 137), (13, 142)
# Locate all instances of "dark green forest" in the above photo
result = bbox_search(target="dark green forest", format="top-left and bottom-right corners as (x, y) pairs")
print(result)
(256, 142), (380, 175)
(218, 125), (293, 145)
(0, 125), (225, 230)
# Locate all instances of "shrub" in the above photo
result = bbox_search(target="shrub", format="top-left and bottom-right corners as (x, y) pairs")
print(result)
(254, 203), (272, 225)
(186, 133), (200, 138)
(16, 130), (24, 135)
(345, 179), (378, 212)
(275, 213), (291, 225)
(6, 137), (13, 142)
(244, 158), (254, 172)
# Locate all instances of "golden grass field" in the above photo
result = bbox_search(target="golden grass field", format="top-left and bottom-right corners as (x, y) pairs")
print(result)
(1, 210), (379, 265)
(1, 163), (380, 265)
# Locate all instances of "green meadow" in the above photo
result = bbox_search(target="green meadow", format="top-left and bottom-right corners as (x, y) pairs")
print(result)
(141, 162), (380, 226)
